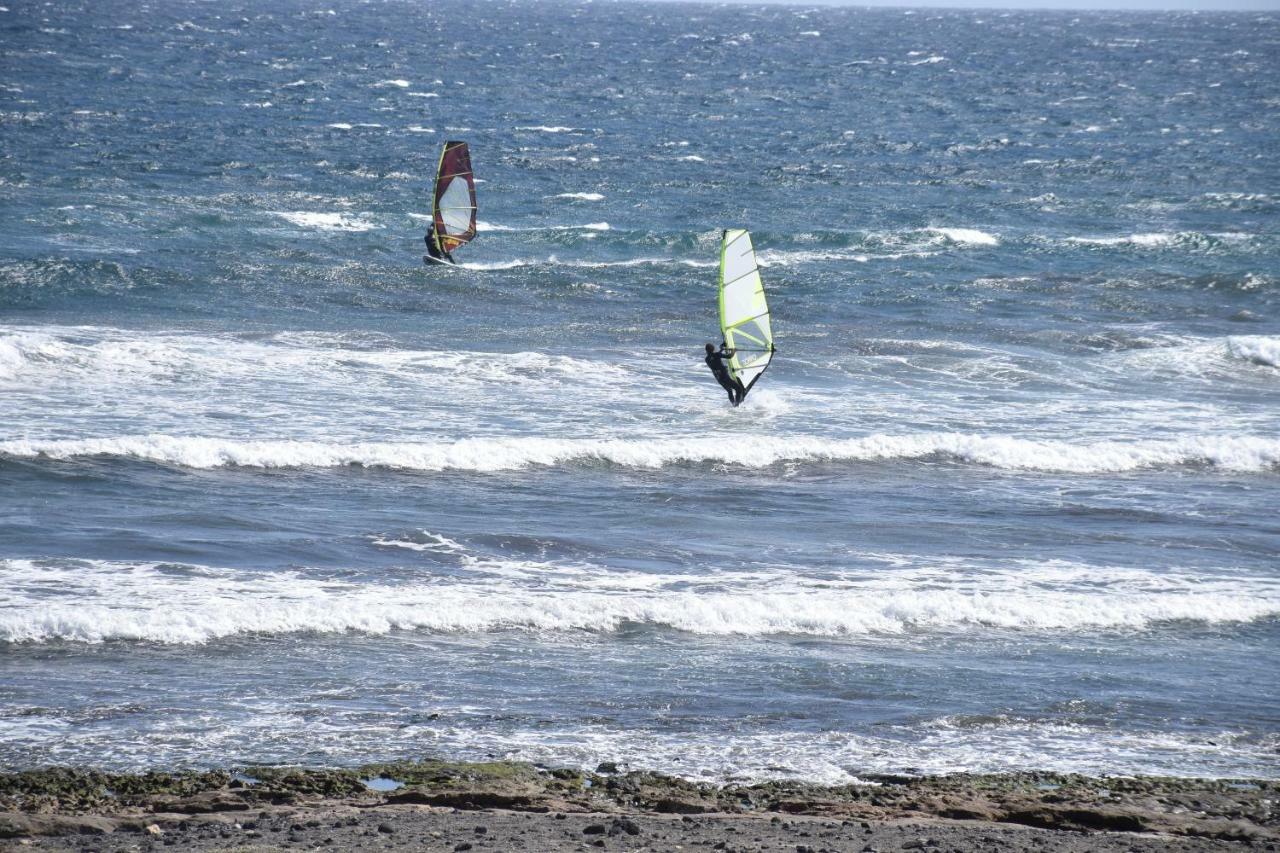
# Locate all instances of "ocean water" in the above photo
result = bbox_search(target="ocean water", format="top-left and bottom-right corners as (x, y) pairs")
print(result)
(2, 0), (1279, 784)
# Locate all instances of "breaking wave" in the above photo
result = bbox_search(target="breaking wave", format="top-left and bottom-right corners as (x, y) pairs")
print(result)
(1094, 333), (1280, 380)
(2, 556), (1276, 645)
(925, 227), (999, 246)
(3, 433), (1278, 474)
(1227, 336), (1280, 368)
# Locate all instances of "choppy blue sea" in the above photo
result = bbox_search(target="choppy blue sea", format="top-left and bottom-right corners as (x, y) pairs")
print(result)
(2, 0), (1279, 783)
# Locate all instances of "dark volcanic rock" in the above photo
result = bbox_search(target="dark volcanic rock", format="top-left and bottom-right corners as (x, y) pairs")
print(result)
(1002, 806), (1149, 833)
(0, 762), (1276, 850)
(610, 816), (641, 836)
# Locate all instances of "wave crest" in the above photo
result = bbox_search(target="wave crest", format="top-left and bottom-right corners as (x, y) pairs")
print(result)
(1227, 336), (1280, 368)
(2, 557), (1275, 645)
(2, 433), (1278, 474)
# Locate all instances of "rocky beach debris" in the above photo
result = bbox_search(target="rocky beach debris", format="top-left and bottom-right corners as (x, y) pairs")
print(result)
(0, 762), (1275, 850)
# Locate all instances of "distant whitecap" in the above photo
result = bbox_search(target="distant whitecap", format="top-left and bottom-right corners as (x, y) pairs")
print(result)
(272, 211), (378, 231)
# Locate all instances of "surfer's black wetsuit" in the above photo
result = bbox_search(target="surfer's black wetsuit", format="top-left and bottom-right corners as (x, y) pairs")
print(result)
(424, 228), (455, 264)
(705, 345), (745, 406)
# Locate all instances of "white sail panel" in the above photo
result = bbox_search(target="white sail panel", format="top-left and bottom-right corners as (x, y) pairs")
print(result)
(718, 229), (774, 393)
(438, 177), (473, 236)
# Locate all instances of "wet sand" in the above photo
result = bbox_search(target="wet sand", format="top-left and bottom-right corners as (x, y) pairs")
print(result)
(2, 762), (1275, 851)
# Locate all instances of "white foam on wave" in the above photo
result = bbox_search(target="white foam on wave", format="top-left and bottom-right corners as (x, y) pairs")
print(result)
(1065, 231), (1259, 253)
(755, 230), (990, 265)
(0, 326), (603, 392)
(1115, 333), (1280, 379)
(12, 702), (1270, 783)
(475, 220), (610, 233)
(551, 192), (604, 201)
(373, 79), (410, 88)
(3, 432), (1278, 474)
(515, 125), (577, 133)
(0, 334), (38, 381)
(908, 55), (947, 65)
(757, 248), (897, 265)
(464, 255), (715, 270)
(455, 260), (528, 271)
(2, 555), (1276, 645)
(1079, 231), (1253, 248)
(461, 720), (1278, 784)
(925, 227), (999, 246)
(0, 329), (200, 384)
(273, 211), (378, 231)
(326, 123), (352, 130)
(738, 388), (790, 417)
(371, 530), (466, 554)
(1068, 233), (1178, 247)
(1227, 336), (1280, 368)
(1202, 191), (1272, 205)
(678, 155), (706, 162)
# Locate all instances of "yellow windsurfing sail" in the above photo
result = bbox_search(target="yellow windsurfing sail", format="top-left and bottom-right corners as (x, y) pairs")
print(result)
(718, 229), (774, 396)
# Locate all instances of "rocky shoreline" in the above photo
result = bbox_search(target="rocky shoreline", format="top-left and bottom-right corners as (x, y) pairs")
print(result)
(2, 761), (1275, 851)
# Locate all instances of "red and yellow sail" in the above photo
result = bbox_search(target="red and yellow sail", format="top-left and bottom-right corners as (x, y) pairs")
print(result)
(430, 141), (478, 254)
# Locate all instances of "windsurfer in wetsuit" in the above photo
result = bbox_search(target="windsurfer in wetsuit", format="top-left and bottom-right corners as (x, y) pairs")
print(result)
(424, 225), (455, 264)
(705, 342), (745, 406)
